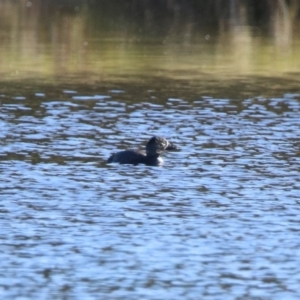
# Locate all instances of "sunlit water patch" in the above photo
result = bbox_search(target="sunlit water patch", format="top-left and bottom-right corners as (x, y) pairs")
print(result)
(0, 89), (300, 299)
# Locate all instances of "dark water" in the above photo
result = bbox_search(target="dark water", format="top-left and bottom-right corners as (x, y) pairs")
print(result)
(1, 84), (300, 299)
(1, 1), (300, 299)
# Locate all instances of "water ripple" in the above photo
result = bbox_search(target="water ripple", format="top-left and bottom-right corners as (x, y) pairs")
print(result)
(0, 89), (300, 299)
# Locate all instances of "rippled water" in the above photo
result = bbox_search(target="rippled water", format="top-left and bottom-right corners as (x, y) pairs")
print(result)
(1, 84), (300, 299)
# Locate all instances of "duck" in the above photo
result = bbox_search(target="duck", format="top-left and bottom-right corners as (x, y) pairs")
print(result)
(107, 136), (179, 166)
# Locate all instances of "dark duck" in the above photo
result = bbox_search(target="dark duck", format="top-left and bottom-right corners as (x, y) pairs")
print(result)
(107, 136), (179, 166)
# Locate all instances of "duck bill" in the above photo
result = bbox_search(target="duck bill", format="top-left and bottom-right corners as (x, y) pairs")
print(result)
(166, 142), (179, 151)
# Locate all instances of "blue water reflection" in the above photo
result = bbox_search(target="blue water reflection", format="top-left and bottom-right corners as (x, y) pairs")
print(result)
(1, 88), (300, 299)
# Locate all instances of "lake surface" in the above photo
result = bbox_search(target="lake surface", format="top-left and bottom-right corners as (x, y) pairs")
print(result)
(1, 1), (300, 299)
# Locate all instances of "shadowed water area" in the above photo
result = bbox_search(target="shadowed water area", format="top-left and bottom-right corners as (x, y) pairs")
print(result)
(1, 1), (300, 299)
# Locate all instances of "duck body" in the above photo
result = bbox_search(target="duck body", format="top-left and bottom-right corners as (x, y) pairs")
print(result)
(107, 136), (178, 166)
(107, 150), (162, 166)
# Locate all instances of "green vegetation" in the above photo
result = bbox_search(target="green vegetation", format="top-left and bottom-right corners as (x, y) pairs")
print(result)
(0, 0), (299, 85)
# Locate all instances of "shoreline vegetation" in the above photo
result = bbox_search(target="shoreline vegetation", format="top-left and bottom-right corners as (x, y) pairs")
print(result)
(0, 0), (299, 86)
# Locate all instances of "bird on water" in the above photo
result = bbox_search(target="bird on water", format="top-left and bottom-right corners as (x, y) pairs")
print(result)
(107, 136), (179, 166)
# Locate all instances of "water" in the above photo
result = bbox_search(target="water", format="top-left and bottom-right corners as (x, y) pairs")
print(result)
(1, 1), (300, 299)
(1, 86), (300, 299)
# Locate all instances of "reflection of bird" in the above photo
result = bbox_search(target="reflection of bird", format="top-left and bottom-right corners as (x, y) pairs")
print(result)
(107, 136), (179, 166)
